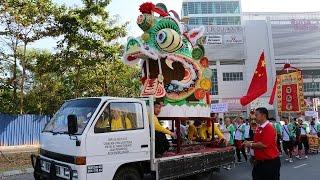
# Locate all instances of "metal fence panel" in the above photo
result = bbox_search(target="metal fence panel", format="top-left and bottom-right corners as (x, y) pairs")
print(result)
(0, 114), (50, 146)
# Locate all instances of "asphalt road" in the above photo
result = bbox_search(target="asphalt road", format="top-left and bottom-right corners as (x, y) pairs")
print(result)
(3, 154), (320, 180)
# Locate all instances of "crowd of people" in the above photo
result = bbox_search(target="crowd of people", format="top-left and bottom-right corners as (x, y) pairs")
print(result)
(152, 102), (319, 179)
(218, 112), (320, 164)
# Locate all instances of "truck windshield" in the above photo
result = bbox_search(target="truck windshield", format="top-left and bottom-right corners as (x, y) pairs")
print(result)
(43, 98), (101, 134)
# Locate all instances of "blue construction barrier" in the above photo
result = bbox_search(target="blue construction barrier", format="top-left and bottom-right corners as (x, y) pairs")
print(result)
(0, 114), (50, 146)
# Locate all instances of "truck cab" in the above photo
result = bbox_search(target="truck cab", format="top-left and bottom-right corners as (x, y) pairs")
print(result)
(32, 96), (235, 180)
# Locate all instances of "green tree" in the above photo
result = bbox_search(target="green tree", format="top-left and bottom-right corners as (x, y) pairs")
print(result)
(49, 0), (127, 98)
(0, 0), (141, 115)
(0, 0), (60, 113)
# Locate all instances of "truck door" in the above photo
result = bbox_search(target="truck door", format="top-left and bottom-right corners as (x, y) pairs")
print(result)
(85, 100), (150, 180)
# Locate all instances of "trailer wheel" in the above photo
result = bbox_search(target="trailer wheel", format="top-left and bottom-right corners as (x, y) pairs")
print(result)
(113, 166), (141, 180)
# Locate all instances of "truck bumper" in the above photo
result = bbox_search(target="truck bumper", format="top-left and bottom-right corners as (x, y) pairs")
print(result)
(31, 154), (75, 180)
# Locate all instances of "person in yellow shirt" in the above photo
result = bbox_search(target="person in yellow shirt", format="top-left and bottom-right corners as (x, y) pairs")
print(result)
(153, 102), (174, 156)
(124, 115), (133, 129)
(111, 109), (124, 131)
(199, 120), (224, 141)
(188, 120), (200, 141)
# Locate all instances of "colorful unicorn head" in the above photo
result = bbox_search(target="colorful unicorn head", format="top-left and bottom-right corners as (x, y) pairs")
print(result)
(123, 2), (212, 108)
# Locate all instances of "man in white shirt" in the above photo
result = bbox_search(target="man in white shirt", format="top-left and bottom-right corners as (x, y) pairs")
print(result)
(234, 117), (247, 162)
(244, 119), (251, 155)
(282, 117), (294, 163)
(297, 118), (310, 159)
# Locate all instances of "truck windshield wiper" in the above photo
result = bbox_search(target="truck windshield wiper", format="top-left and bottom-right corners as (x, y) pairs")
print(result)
(52, 131), (67, 135)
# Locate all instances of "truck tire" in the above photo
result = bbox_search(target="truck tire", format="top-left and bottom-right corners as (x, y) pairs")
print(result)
(113, 167), (141, 180)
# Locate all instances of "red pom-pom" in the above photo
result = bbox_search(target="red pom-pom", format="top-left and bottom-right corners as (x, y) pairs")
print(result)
(139, 2), (155, 14)
(284, 63), (291, 69)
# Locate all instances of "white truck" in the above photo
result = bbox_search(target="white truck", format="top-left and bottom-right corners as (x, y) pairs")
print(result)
(31, 96), (235, 180)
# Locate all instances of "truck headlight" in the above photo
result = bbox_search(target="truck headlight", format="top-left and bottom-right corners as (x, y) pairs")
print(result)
(64, 168), (70, 176)
(73, 170), (78, 179)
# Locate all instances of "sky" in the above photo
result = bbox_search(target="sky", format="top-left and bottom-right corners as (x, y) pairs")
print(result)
(32, 0), (320, 50)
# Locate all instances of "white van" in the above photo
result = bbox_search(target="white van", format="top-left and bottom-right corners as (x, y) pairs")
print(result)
(31, 97), (235, 180)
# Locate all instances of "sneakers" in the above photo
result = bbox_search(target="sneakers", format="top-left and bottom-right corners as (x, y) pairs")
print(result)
(285, 158), (289, 161)
(289, 158), (293, 163)
(223, 165), (232, 170)
(296, 156), (302, 160)
(305, 155), (308, 159)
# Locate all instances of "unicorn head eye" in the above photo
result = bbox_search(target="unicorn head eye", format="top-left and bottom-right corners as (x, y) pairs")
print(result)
(156, 28), (183, 53)
(156, 30), (167, 44)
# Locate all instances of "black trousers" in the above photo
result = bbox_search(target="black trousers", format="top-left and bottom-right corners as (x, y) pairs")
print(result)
(276, 135), (282, 153)
(282, 140), (293, 158)
(298, 135), (309, 154)
(252, 157), (281, 180)
(155, 131), (169, 156)
(235, 140), (247, 162)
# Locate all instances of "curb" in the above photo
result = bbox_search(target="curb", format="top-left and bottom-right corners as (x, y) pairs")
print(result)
(0, 168), (33, 178)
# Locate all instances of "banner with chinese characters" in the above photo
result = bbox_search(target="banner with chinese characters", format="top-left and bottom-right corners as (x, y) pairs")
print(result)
(276, 71), (305, 113)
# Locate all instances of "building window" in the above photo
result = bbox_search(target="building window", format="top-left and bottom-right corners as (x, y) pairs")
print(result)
(182, 2), (188, 16)
(212, 100), (219, 104)
(201, 2), (208, 14)
(195, 2), (201, 14)
(201, 17), (209, 25)
(186, 1), (240, 15)
(223, 72), (243, 81)
(188, 2), (195, 14)
(303, 82), (320, 92)
(211, 69), (218, 95)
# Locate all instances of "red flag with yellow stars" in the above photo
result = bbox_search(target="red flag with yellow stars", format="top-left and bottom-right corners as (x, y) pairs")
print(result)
(240, 52), (267, 106)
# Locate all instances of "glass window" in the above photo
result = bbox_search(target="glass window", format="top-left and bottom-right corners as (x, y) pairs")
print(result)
(43, 98), (101, 134)
(188, 2), (195, 14)
(201, 2), (208, 14)
(223, 72), (243, 81)
(208, 2), (213, 14)
(182, 2), (188, 16)
(194, 2), (201, 14)
(196, 17), (202, 25)
(94, 102), (144, 133)
(303, 82), (320, 92)
(189, 17), (196, 25)
(233, 2), (240, 13)
(201, 17), (209, 25)
(211, 69), (219, 95)
(214, 2), (222, 13)
(208, 17), (216, 25)
(213, 1), (240, 14)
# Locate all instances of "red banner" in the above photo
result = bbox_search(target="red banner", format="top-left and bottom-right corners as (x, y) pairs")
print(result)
(276, 71), (305, 113)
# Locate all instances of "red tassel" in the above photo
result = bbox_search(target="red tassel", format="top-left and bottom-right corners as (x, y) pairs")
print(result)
(139, 2), (169, 17)
(139, 2), (155, 14)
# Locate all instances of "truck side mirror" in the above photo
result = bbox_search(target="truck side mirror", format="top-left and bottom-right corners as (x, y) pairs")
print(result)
(67, 114), (78, 134)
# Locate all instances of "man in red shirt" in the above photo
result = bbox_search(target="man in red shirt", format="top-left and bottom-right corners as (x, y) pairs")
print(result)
(244, 107), (281, 180)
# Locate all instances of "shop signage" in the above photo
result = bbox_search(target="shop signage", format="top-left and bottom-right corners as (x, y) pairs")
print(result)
(291, 19), (320, 32)
(224, 34), (244, 44)
(205, 35), (222, 45)
(211, 103), (228, 113)
(305, 111), (318, 118)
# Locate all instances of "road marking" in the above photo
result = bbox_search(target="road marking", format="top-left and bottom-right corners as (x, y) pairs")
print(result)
(293, 164), (307, 169)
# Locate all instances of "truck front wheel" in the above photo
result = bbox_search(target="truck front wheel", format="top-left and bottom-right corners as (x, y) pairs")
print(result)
(113, 166), (141, 180)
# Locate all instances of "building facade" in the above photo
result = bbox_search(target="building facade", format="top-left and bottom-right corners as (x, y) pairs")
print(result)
(182, 0), (320, 117)
(182, 0), (242, 25)
(183, 0), (247, 116)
